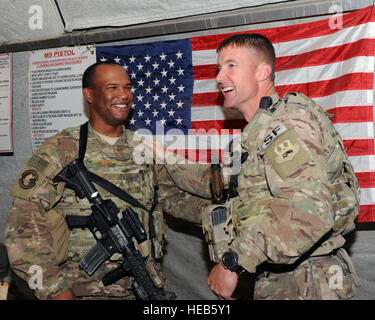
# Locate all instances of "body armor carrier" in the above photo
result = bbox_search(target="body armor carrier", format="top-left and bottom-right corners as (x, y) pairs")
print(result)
(54, 123), (164, 263)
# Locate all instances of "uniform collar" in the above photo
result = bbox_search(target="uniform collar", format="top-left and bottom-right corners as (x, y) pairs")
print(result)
(88, 123), (127, 146)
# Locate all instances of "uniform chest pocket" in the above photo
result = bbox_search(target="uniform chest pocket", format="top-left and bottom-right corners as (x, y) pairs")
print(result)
(115, 170), (154, 205)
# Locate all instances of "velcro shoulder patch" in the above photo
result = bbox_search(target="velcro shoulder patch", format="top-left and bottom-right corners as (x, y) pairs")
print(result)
(263, 127), (311, 180)
(11, 155), (53, 201)
(26, 154), (51, 172)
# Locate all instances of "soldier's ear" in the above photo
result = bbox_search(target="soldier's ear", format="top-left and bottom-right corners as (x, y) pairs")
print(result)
(83, 88), (94, 104)
(257, 63), (272, 83)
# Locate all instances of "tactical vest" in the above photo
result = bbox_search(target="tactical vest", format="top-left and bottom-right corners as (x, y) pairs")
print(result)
(203, 93), (360, 262)
(238, 93), (359, 232)
(54, 124), (165, 264)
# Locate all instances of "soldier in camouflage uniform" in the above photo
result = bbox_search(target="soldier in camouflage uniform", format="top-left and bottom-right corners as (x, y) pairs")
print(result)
(5, 61), (201, 300)
(160, 34), (361, 300)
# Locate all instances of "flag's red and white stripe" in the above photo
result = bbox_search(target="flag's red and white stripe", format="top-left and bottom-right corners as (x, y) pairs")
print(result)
(187, 6), (375, 222)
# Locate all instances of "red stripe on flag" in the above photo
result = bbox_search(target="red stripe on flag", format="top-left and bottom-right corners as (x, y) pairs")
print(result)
(192, 92), (223, 107)
(193, 65), (217, 80)
(355, 171), (375, 188)
(343, 139), (375, 156)
(276, 73), (373, 98)
(276, 39), (375, 71)
(327, 106), (373, 123)
(357, 204), (375, 223)
(190, 6), (375, 51)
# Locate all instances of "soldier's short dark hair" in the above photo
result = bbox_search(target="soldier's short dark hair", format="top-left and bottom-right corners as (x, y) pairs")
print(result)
(217, 33), (276, 82)
(82, 61), (121, 88)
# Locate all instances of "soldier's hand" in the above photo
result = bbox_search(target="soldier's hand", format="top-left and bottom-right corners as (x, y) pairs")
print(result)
(52, 288), (75, 300)
(207, 262), (238, 300)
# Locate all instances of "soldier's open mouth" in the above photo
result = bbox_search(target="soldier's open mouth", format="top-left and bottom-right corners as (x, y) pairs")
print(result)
(113, 104), (129, 109)
(221, 86), (235, 93)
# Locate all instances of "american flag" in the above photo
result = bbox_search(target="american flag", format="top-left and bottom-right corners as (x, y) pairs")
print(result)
(96, 5), (375, 223)
(96, 40), (194, 135)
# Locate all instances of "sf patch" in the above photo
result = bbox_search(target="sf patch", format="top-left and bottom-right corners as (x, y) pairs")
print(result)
(262, 123), (287, 150)
(19, 169), (38, 189)
(263, 125), (311, 179)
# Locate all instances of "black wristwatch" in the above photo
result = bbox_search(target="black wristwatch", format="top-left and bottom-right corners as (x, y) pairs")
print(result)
(222, 250), (244, 275)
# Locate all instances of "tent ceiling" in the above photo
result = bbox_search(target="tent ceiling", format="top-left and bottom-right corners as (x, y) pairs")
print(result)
(0, 0), (64, 45)
(56, 0), (288, 32)
(0, 0), (372, 53)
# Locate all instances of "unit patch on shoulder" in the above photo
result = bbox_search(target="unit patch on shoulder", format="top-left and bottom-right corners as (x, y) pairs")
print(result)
(263, 127), (311, 180)
(19, 169), (39, 189)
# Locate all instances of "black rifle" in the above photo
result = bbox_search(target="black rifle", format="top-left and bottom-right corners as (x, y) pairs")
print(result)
(53, 159), (175, 300)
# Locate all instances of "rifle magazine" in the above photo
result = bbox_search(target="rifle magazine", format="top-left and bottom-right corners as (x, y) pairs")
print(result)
(79, 242), (111, 276)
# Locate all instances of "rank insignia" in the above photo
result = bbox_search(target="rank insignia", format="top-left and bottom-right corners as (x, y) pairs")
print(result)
(19, 170), (38, 189)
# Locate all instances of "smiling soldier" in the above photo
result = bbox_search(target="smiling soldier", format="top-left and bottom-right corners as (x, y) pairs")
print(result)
(5, 61), (171, 300)
(156, 33), (361, 300)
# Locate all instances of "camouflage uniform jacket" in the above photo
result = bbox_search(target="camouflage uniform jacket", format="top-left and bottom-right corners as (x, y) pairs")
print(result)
(166, 92), (360, 274)
(6, 123), (168, 299)
(229, 92), (360, 273)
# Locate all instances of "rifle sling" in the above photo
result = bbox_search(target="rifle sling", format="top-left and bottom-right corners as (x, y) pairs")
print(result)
(77, 121), (148, 211)
(78, 121), (88, 163)
(86, 170), (148, 212)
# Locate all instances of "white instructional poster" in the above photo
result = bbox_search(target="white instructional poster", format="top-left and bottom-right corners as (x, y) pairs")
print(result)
(29, 46), (96, 152)
(0, 53), (12, 153)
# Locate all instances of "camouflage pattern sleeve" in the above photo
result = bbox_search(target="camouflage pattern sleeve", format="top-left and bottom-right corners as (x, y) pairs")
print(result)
(5, 130), (77, 299)
(156, 164), (212, 223)
(162, 160), (212, 199)
(139, 133), (212, 198)
(6, 198), (71, 299)
(231, 101), (339, 273)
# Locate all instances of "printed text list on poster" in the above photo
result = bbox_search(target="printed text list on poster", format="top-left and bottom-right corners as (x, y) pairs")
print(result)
(29, 47), (96, 152)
